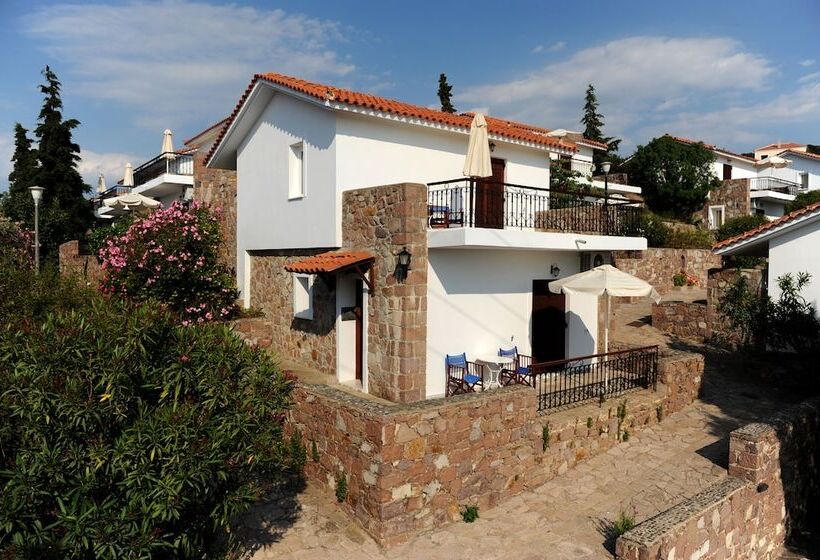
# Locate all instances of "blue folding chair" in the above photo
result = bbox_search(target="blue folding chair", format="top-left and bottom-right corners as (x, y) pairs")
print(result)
(445, 353), (484, 396)
(498, 346), (535, 387)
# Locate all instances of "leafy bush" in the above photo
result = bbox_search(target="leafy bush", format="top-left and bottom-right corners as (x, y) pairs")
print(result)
(639, 211), (670, 247)
(664, 227), (713, 249)
(335, 471), (348, 503)
(718, 272), (768, 348)
(100, 201), (237, 324)
(672, 270), (699, 287)
(0, 296), (297, 558)
(461, 505), (480, 523)
(0, 264), (94, 327)
(612, 509), (636, 536)
(0, 218), (33, 269)
(715, 214), (767, 242)
(785, 190), (820, 214)
(86, 214), (133, 257)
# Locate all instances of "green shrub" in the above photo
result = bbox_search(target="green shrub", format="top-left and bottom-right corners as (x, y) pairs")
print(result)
(638, 211), (669, 247)
(86, 214), (134, 257)
(461, 505), (480, 523)
(785, 190), (820, 214)
(0, 218), (33, 269)
(0, 297), (296, 558)
(612, 509), (636, 536)
(0, 265), (94, 327)
(335, 471), (348, 503)
(99, 201), (237, 324)
(663, 227), (713, 249)
(715, 214), (767, 242)
(542, 424), (550, 451)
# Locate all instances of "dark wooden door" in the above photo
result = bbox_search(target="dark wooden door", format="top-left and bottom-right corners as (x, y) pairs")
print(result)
(475, 158), (505, 228)
(354, 280), (364, 382)
(531, 280), (566, 363)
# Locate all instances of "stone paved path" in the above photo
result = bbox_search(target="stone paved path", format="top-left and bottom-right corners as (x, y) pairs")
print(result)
(236, 368), (801, 560)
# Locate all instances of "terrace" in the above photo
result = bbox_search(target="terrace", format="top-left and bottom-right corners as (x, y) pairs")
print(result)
(132, 152), (194, 200)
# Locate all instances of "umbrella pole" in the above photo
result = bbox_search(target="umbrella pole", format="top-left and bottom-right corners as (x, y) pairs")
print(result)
(604, 293), (611, 392)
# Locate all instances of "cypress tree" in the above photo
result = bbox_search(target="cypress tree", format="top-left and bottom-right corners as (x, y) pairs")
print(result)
(1, 123), (39, 226)
(33, 66), (92, 256)
(580, 83), (622, 164)
(438, 73), (456, 113)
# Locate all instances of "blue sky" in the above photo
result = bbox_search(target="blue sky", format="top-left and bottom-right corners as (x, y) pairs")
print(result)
(1, 0), (818, 190)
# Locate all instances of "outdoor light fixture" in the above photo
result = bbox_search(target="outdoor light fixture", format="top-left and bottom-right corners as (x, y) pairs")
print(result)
(394, 247), (412, 282)
(600, 161), (612, 207)
(550, 264), (561, 278)
(29, 186), (44, 276)
(489, 141), (496, 153)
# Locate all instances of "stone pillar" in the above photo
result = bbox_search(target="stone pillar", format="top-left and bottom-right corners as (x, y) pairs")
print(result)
(191, 150), (237, 271)
(342, 183), (428, 403)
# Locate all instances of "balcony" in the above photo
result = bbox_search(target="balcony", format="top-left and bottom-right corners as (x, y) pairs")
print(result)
(749, 177), (803, 196)
(428, 179), (643, 234)
(132, 152), (194, 200)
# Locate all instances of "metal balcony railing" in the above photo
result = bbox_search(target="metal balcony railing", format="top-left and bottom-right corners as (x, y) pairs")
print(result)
(427, 178), (643, 237)
(132, 152), (194, 187)
(749, 177), (804, 196)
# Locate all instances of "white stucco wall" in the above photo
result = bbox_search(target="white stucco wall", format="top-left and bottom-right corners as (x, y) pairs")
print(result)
(235, 93), (337, 298)
(768, 219), (820, 313)
(710, 154), (756, 180)
(425, 248), (597, 398)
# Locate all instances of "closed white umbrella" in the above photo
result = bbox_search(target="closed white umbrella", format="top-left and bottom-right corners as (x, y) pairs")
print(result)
(462, 113), (492, 178)
(123, 163), (134, 187)
(96, 173), (106, 194)
(549, 264), (661, 355)
(161, 129), (174, 154)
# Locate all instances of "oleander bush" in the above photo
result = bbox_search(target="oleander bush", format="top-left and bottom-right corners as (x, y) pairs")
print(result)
(0, 295), (299, 558)
(99, 201), (237, 324)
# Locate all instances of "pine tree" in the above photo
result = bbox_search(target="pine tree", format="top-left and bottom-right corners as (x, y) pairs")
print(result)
(438, 73), (456, 113)
(1, 123), (39, 226)
(33, 66), (92, 256)
(580, 83), (621, 164)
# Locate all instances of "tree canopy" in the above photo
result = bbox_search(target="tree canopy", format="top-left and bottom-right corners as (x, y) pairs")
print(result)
(580, 84), (621, 164)
(437, 73), (456, 113)
(625, 136), (720, 220)
(784, 189), (820, 213)
(1, 66), (91, 257)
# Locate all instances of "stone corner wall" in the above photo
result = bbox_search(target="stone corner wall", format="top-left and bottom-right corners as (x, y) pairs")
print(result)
(700, 179), (751, 225)
(58, 239), (103, 286)
(651, 300), (707, 340)
(191, 150), (237, 270)
(612, 248), (722, 295)
(616, 396), (820, 560)
(705, 267), (764, 343)
(342, 182), (428, 403)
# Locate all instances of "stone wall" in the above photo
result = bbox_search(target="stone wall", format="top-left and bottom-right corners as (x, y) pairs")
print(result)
(616, 397), (820, 560)
(249, 250), (338, 373)
(652, 300), (707, 340)
(612, 248), (723, 294)
(700, 178), (751, 225)
(191, 151), (237, 270)
(58, 240), (103, 286)
(289, 350), (704, 546)
(341, 183), (428, 403)
(705, 267), (764, 343)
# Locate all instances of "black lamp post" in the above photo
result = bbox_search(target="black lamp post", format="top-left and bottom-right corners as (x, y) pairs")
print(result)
(600, 161), (611, 207)
(29, 186), (44, 275)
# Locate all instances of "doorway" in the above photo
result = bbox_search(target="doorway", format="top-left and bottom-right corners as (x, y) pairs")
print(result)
(475, 158), (505, 228)
(531, 279), (566, 363)
(337, 275), (366, 386)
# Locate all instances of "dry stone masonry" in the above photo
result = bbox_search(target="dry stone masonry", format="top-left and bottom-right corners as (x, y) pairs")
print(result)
(613, 249), (722, 295)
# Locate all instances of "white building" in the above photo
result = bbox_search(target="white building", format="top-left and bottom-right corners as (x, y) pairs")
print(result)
(208, 72), (647, 401)
(714, 201), (820, 314)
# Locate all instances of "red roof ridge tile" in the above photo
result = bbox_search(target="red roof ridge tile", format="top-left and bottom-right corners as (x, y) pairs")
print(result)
(713, 200), (820, 251)
(206, 72), (580, 166)
(284, 250), (375, 274)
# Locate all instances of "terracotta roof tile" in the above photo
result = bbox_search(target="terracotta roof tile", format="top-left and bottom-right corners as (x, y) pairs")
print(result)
(284, 250), (375, 274)
(713, 200), (820, 251)
(206, 72), (585, 165)
(668, 135), (756, 162)
(755, 142), (805, 151)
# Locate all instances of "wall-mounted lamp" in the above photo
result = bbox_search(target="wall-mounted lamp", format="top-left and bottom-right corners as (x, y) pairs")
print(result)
(489, 141), (496, 153)
(394, 247), (412, 282)
(550, 264), (561, 278)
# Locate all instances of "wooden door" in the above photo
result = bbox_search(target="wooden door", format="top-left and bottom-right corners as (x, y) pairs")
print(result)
(475, 158), (505, 228)
(531, 280), (566, 363)
(354, 279), (364, 382)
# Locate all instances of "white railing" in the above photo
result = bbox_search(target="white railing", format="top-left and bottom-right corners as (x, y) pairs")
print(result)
(570, 159), (594, 177)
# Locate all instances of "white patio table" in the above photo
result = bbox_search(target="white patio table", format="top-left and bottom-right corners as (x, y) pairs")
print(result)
(474, 354), (514, 388)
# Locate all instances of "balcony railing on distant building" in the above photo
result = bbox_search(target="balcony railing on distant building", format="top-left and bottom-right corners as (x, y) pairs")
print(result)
(749, 177), (804, 196)
(427, 178), (643, 237)
(132, 152), (194, 187)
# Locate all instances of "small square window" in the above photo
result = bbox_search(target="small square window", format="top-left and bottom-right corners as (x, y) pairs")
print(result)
(289, 142), (305, 199)
(293, 273), (314, 320)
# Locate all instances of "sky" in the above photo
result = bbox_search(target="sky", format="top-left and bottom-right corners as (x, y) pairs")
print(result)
(0, 0), (818, 191)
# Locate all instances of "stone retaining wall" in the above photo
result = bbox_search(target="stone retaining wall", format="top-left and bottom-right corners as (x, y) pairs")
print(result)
(289, 350), (704, 546)
(616, 397), (820, 560)
(705, 267), (764, 344)
(613, 249), (722, 295)
(192, 150), (237, 270)
(58, 240), (103, 286)
(652, 301), (707, 340)
(700, 179), (751, 226)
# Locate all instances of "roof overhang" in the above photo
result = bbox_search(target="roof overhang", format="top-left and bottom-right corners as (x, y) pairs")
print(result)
(714, 208), (820, 257)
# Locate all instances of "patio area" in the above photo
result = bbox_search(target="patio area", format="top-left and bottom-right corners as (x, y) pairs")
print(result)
(234, 358), (805, 559)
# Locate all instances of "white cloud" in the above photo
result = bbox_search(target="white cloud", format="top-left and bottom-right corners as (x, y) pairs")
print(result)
(456, 36), (776, 148)
(532, 41), (565, 54)
(77, 149), (143, 187)
(23, 1), (355, 131)
(800, 59), (815, 67)
(798, 71), (820, 84)
(531, 45), (543, 54)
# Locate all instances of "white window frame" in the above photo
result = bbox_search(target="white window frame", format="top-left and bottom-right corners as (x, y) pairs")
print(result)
(293, 273), (314, 320)
(800, 172), (809, 190)
(288, 141), (305, 199)
(708, 205), (725, 230)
